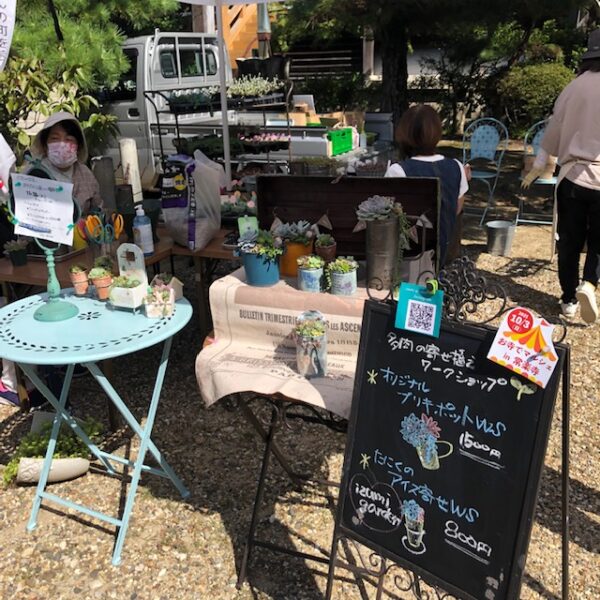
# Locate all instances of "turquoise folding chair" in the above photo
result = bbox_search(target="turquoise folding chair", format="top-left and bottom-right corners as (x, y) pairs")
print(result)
(516, 120), (556, 226)
(462, 118), (509, 225)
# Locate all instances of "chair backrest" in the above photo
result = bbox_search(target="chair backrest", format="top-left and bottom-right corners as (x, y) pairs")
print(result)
(462, 118), (509, 166)
(523, 120), (547, 157)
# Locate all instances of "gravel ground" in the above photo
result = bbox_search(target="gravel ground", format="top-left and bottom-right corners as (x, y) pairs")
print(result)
(0, 151), (598, 599)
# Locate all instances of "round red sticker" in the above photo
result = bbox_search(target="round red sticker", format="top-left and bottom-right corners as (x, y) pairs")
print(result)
(507, 308), (533, 334)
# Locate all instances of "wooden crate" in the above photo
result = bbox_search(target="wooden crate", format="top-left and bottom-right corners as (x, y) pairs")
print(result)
(256, 175), (440, 263)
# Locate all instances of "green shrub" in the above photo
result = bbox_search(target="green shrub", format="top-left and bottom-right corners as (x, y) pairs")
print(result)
(497, 62), (574, 136)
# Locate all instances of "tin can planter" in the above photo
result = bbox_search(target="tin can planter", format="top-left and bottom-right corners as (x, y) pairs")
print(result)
(297, 267), (323, 292)
(280, 241), (313, 277)
(242, 252), (280, 287)
(294, 310), (328, 378)
(327, 257), (359, 296)
(330, 270), (357, 295)
(366, 218), (399, 291)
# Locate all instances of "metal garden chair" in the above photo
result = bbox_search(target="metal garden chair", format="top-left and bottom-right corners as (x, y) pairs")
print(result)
(462, 118), (509, 225)
(516, 120), (556, 226)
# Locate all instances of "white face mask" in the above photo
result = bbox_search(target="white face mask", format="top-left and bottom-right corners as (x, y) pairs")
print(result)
(47, 141), (78, 169)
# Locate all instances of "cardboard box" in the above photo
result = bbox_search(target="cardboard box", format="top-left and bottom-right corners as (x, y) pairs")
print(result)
(288, 111), (308, 126)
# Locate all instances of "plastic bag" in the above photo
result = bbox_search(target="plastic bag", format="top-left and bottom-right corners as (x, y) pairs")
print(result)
(161, 151), (222, 250)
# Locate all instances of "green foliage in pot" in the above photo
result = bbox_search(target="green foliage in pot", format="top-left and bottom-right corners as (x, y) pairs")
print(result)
(93, 255), (114, 273)
(88, 267), (111, 280)
(3, 239), (28, 252)
(327, 256), (358, 273)
(297, 254), (325, 269)
(226, 76), (283, 98)
(274, 220), (316, 245)
(315, 233), (336, 248)
(3, 418), (103, 486)
(110, 275), (141, 288)
(237, 229), (284, 262)
(293, 317), (326, 339)
(69, 264), (88, 274)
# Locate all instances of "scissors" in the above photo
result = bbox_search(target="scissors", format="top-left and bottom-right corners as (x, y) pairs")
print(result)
(85, 216), (115, 245)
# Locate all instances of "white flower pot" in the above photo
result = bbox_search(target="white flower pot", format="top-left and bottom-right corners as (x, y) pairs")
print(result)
(16, 457), (90, 484)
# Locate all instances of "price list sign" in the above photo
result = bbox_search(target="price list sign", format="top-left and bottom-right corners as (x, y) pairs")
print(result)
(330, 300), (565, 600)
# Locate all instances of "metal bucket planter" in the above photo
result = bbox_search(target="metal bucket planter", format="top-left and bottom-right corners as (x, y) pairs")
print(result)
(330, 269), (357, 296)
(297, 267), (323, 292)
(486, 220), (516, 257)
(242, 252), (280, 287)
(366, 218), (399, 290)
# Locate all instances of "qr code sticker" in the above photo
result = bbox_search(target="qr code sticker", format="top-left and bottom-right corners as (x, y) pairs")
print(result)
(406, 299), (436, 335)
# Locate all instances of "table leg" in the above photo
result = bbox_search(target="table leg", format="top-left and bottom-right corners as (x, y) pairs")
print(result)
(85, 352), (189, 501)
(26, 364), (74, 531)
(193, 255), (210, 336)
(102, 337), (183, 565)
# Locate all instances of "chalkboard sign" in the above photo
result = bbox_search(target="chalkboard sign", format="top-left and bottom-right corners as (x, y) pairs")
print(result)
(330, 300), (565, 600)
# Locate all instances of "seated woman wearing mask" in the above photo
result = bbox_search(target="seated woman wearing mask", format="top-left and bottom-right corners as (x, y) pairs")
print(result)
(27, 111), (102, 215)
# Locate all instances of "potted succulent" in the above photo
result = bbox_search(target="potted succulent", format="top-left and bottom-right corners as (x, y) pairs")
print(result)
(3, 418), (103, 486)
(93, 255), (114, 273)
(69, 264), (89, 296)
(356, 195), (411, 291)
(144, 283), (176, 318)
(274, 220), (317, 277)
(109, 275), (145, 311)
(293, 310), (328, 378)
(236, 229), (284, 287)
(326, 256), (359, 296)
(150, 273), (184, 301)
(4, 239), (28, 267)
(314, 233), (337, 263)
(296, 254), (325, 293)
(88, 267), (113, 301)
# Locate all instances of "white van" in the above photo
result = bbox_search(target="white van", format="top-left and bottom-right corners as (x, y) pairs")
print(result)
(103, 31), (233, 188)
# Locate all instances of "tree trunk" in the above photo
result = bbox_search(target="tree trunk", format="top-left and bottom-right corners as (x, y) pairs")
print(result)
(379, 21), (409, 127)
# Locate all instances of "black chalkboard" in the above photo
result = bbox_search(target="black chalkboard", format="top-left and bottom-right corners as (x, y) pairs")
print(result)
(330, 300), (565, 600)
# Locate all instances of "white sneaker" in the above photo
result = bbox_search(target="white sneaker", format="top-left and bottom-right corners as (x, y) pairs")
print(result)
(576, 281), (598, 324)
(560, 300), (579, 319)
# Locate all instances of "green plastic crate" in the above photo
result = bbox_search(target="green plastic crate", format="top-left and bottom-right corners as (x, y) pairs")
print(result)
(327, 128), (353, 156)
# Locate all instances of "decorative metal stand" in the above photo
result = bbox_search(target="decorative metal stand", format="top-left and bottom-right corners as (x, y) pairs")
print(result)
(233, 257), (570, 599)
(7, 183), (80, 322)
(229, 394), (346, 588)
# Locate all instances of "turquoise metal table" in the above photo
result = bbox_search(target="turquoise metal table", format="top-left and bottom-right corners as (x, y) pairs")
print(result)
(0, 291), (193, 565)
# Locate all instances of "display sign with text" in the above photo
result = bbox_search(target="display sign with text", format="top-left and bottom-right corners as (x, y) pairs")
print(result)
(12, 173), (74, 246)
(333, 300), (565, 600)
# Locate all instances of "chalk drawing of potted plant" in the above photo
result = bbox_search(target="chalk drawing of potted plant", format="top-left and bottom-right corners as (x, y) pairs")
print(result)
(400, 412), (453, 470)
(402, 499), (426, 552)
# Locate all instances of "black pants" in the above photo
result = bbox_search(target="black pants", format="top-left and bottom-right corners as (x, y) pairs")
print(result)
(557, 179), (600, 303)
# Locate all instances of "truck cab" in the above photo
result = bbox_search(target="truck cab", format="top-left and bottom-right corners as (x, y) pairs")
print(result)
(103, 32), (233, 188)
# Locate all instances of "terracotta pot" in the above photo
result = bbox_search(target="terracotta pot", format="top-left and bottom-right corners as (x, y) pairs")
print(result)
(91, 275), (113, 301)
(280, 241), (313, 277)
(315, 243), (336, 263)
(69, 270), (89, 296)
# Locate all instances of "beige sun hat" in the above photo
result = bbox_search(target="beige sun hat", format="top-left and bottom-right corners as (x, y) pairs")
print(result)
(30, 111), (88, 163)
